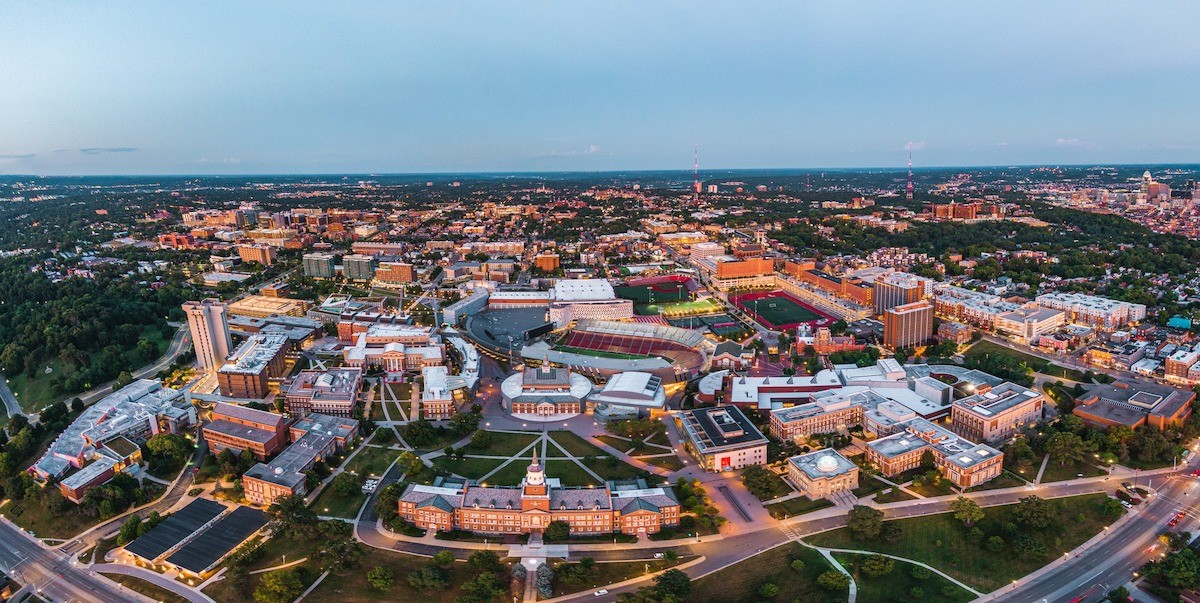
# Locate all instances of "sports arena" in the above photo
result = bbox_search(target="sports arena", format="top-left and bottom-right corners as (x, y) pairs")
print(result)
(523, 319), (715, 383)
(731, 291), (833, 331)
(613, 274), (698, 304)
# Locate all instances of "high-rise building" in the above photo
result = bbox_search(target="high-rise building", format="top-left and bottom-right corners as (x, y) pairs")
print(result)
(874, 272), (933, 314)
(183, 299), (233, 372)
(883, 300), (933, 349)
(302, 253), (337, 278)
(376, 262), (415, 284)
(236, 244), (277, 266)
(342, 254), (375, 281)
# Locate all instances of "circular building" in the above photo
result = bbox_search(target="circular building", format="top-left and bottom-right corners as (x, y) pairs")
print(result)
(501, 366), (594, 420)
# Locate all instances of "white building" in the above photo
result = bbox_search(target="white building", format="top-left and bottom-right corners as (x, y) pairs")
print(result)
(547, 278), (633, 327)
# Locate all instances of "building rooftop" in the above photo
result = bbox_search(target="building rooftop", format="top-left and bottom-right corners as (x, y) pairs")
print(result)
(954, 382), (1043, 418)
(788, 448), (858, 480)
(550, 278), (617, 302)
(680, 405), (768, 453)
(218, 333), (289, 375)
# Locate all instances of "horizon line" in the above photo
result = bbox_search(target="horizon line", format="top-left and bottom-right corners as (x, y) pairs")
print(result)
(2, 161), (1199, 180)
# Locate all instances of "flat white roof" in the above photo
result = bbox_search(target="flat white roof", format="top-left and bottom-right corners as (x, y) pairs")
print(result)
(550, 278), (616, 302)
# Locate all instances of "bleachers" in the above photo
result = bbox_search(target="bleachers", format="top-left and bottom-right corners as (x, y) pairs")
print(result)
(563, 320), (711, 375)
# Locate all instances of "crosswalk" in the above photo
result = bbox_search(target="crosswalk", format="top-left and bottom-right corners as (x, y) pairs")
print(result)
(779, 522), (801, 541)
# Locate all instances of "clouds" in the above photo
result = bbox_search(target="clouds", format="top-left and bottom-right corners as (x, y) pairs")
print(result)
(79, 147), (137, 154)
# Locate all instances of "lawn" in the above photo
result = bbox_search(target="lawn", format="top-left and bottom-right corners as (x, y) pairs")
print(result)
(544, 460), (602, 486)
(465, 431), (539, 456)
(614, 285), (689, 304)
(966, 471), (1029, 492)
(583, 455), (651, 483)
(343, 445), (400, 478)
(100, 572), (191, 603)
(691, 542), (846, 603)
(1038, 459), (1107, 483)
(851, 475), (891, 499)
(309, 483), (368, 519)
(481, 458), (534, 486)
(833, 552), (975, 603)
(550, 345), (650, 360)
(549, 557), (689, 597)
(431, 456), (507, 480)
(733, 292), (827, 329)
(636, 298), (722, 317)
(765, 496), (833, 519)
(638, 455), (685, 472)
(873, 487), (918, 504)
(594, 434), (632, 452)
(310, 548), (486, 603)
(908, 480), (959, 498)
(805, 493), (1122, 592)
(964, 340), (1086, 382)
(548, 431), (608, 458)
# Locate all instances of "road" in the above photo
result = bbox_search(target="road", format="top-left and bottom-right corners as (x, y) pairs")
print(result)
(0, 374), (21, 419)
(1007, 459), (1200, 602)
(0, 518), (133, 603)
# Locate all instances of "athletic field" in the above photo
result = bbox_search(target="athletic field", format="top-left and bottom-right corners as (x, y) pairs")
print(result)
(635, 297), (722, 317)
(732, 291), (831, 330)
(614, 283), (689, 304)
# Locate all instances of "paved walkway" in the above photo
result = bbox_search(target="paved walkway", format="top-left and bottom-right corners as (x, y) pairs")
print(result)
(93, 563), (218, 603)
(1035, 454), (1051, 484)
(808, 546), (857, 603)
(818, 546), (984, 597)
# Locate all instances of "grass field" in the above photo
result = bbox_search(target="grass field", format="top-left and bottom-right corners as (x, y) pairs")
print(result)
(482, 458), (536, 486)
(544, 460), (602, 486)
(548, 431), (607, 458)
(614, 284), (689, 304)
(765, 496), (834, 519)
(310, 485), (367, 519)
(550, 345), (650, 360)
(638, 455), (685, 472)
(833, 552), (975, 603)
(635, 298), (722, 317)
(1038, 458), (1108, 483)
(851, 475), (892, 499)
(550, 557), (688, 597)
(873, 487), (918, 504)
(100, 572), (191, 603)
(432, 456), (507, 480)
(311, 549), (499, 603)
(691, 542), (846, 603)
(465, 431), (539, 456)
(806, 493), (1121, 592)
(966, 471), (1029, 492)
(343, 445), (400, 478)
(734, 293), (827, 329)
(965, 340), (1088, 382)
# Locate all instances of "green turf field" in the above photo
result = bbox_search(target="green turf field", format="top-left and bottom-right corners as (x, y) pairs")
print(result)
(742, 295), (825, 326)
(614, 284), (689, 304)
(635, 298), (721, 316)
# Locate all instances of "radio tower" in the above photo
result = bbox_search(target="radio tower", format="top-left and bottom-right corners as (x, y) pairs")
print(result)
(692, 144), (700, 205)
(905, 143), (914, 201)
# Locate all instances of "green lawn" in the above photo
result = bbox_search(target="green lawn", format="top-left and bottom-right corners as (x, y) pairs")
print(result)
(481, 458), (534, 486)
(851, 475), (891, 498)
(595, 434), (632, 452)
(548, 431), (608, 458)
(638, 455), (685, 472)
(765, 496), (834, 519)
(544, 460), (602, 486)
(691, 542), (846, 603)
(966, 471), (1029, 492)
(309, 483), (368, 519)
(1038, 459), (1107, 483)
(100, 572), (191, 603)
(583, 456), (651, 483)
(964, 340), (1086, 381)
(550, 557), (689, 597)
(343, 445), (400, 478)
(908, 480), (959, 498)
(636, 298), (722, 317)
(873, 487), (918, 504)
(805, 493), (1122, 592)
(310, 548), (486, 603)
(431, 456), (507, 480)
(465, 431), (539, 456)
(833, 552), (975, 603)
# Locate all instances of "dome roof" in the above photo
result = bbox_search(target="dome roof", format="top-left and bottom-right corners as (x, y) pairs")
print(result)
(816, 454), (839, 473)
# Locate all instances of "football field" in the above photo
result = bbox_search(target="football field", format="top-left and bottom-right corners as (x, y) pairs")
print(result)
(734, 292), (829, 329)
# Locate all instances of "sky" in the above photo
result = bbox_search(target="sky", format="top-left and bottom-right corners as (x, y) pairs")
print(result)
(2, 1), (1199, 175)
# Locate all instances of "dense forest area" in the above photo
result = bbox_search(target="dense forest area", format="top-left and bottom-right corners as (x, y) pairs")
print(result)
(0, 257), (191, 401)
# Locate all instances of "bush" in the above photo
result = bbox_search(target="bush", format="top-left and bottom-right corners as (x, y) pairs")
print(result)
(817, 570), (850, 591)
(910, 565), (931, 580)
(860, 554), (894, 578)
(366, 566), (394, 591)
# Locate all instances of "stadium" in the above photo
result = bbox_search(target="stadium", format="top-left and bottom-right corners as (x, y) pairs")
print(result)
(613, 273), (699, 304)
(522, 319), (715, 384)
(731, 290), (833, 330)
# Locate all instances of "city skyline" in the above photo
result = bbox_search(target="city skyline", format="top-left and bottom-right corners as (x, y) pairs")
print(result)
(3, 1), (1200, 175)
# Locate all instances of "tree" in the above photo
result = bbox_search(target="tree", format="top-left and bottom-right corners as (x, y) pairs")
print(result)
(468, 550), (502, 573)
(253, 569), (303, 603)
(741, 465), (786, 500)
(817, 570), (850, 591)
(432, 550), (455, 567)
(860, 554), (894, 577)
(330, 472), (359, 497)
(757, 582), (780, 598)
(117, 514), (142, 545)
(266, 494), (319, 540)
(1154, 548), (1200, 590)
(910, 565), (931, 580)
(652, 569), (692, 599)
(846, 505), (884, 540)
(1046, 432), (1085, 466)
(407, 566), (448, 591)
(949, 496), (984, 527)
(397, 451), (425, 477)
(880, 522), (903, 543)
(985, 536), (1005, 552)
(1106, 586), (1131, 603)
(366, 566), (394, 591)
(1012, 534), (1049, 558)
(470, 429), (492, 450)
(543, 520), (571, 542)
(458, 571), (506, 603)
(1014, 495), (1054, 529)
(919, 449), (937, 470)
(790, 559), (805, 572)
(316, 520), (362, 572)
(402, 419), (437, 447)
